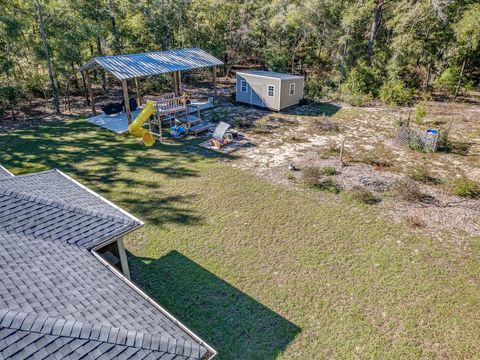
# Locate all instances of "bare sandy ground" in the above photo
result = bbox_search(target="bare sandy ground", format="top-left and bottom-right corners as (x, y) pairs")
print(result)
(204, 100), (480, 241)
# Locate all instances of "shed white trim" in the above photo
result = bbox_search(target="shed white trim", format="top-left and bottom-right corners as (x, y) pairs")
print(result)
(267, 84), (275, 97)
(236, 70), (304, 80)
(240, 79), (248, 92)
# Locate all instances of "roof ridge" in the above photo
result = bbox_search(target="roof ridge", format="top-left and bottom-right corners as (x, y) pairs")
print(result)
(94, 47), (201, 61)
(0, 168), (55, 181)
(0, 309), (203, 358)
(55, 169), (144, 225)
(0, 186), (137, 227)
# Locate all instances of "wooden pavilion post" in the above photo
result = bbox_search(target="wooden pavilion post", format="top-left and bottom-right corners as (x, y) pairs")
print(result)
(172, 72), (179, 95)
(83, 70), (96, 115)
(177, 71), (182, 94)
(212, 66), (217, 102)
(134, 77), (142, 106)
(122, 79), (131, 124)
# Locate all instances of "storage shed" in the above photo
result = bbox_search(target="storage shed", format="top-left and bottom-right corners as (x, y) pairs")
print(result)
(236, 70), (304, 111)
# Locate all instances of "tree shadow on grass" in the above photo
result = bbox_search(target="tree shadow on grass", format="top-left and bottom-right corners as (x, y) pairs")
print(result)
(121, 194), (204, 226)
(128, 250), (301, 360)
(0, 119), (238, 186)
(285, 101), (341, 117)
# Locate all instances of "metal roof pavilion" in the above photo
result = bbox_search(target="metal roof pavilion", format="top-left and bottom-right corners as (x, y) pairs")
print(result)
(80, 47), (224, 80)
(79, 47), (223, 122)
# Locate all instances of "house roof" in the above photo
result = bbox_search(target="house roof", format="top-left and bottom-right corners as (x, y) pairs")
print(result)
(0, 166), (213, 359)
(79, 48), (224, 80)
(0, 169), (142, 250)
(236, 70), (304, 80)
(0, 165), (14, 179)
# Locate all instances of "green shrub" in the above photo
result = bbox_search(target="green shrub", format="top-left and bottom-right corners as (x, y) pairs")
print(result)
(464, 79), (475, 92)
(315, 177), (341, 193)
(302, 167), (322, 187)
(0, 85), (20, 119)
(0, 86), (19, 107)
(434, 66), (460, 94)
(408, 167), (440, 184)
(379, 80), (414, 106)
(320, 166), (337, 176)
(452, 178), (480, 198)
(392, 179), (424, 202)
(414, 102), (427, 124)
(302, 167), (340, 193)
(339, 91), (373, 106)
(265, 48), (290, 72)
(305, 74), (335, 100)
(350, 186), (378, 204)
(340, 62), (379, 106)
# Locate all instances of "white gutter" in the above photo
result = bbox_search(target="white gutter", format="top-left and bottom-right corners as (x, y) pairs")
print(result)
(91, 247), (217, 359)
(0, 164), (14, 177)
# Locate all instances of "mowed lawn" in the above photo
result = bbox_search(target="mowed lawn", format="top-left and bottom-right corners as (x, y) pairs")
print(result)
(1, 119), (480, 359)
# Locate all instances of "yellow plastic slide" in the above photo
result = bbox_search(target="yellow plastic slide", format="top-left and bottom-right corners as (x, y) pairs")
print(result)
(128, 100), (156, 147)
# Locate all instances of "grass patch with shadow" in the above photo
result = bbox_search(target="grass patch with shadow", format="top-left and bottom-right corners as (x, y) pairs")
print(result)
(349, 185), (379, 204)
(128, 251), (301, 360)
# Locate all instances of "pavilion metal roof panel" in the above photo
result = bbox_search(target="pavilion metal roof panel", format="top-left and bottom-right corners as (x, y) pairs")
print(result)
(80, 48), (224, 80)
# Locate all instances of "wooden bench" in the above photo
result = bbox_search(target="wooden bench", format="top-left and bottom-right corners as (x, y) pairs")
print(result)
(189, 123), (212, 136)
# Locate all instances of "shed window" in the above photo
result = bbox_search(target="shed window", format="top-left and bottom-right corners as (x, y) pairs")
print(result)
(289, 83), (295, 96)
(240, 80), (247, 92)
(267, 85), (275, 97)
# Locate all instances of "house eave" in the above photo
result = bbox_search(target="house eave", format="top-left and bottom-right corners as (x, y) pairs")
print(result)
(91, 249), (217, 359)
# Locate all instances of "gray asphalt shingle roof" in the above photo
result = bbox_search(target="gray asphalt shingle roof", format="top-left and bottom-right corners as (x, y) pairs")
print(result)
(0, 310), (203, 360)
(0, 165), (14, 179)
(0, 166), (211, 359)
(0, 169), (134, 222)
(0, 168), (141, 250)
(80, 48), (224, 80)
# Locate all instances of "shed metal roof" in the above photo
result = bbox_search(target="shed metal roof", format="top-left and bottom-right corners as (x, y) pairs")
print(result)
(80, 48), (224, 80)
(236, 70), (304, 80)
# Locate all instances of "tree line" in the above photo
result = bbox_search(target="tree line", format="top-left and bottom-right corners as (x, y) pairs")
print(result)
(1, 0), (479, 118)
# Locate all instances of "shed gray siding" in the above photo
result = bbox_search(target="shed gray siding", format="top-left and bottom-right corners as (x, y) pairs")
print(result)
(236, 71), (303, 111)
(236, 73), (281, 110)
(279, 77), (304, 110)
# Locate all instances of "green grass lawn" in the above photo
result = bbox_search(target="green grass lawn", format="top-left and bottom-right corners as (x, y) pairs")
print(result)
(1, 119), (480, 359)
